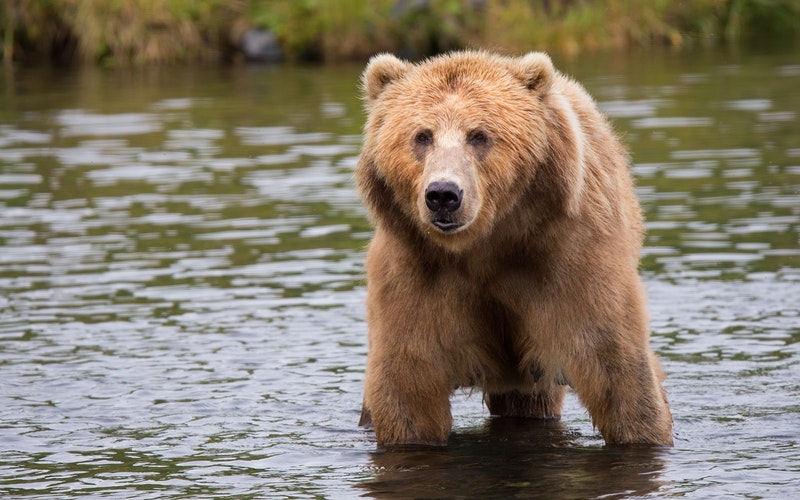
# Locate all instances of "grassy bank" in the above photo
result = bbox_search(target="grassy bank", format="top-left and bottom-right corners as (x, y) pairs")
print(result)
(3, 0), (800, 65)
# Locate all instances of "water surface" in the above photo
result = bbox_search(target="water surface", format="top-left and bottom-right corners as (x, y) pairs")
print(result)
(1, 48), (798, 498)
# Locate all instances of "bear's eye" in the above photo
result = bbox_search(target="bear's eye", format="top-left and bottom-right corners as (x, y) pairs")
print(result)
(415, 130), (433, 146)
(467, 130), (488, 146)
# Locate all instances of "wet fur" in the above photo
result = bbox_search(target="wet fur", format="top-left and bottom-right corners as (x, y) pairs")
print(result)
(355, 51), (673, 446)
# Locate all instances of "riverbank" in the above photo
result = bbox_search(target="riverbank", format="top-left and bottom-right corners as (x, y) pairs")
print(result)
(2, 0), (799, 65)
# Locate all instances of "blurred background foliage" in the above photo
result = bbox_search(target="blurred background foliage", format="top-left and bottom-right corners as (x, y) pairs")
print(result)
(2, 0), (800, 65)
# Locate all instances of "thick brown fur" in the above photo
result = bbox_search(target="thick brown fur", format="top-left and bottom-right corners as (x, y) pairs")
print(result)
(355, 51), (673, 447)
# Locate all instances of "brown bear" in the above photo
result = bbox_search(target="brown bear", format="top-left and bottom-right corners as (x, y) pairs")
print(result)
(355, 50), (673, 447)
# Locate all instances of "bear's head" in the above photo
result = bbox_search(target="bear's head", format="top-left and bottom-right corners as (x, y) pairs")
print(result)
(356, 51), (586, 253)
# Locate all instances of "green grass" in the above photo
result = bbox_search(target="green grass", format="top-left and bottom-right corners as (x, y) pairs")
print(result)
(2, 0), (799, 65)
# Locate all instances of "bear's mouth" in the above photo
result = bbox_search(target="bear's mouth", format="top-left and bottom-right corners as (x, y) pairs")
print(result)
(431, 219), (462, 232)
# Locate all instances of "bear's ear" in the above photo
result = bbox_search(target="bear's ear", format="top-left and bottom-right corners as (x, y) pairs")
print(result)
(362, 54), (411, 103)
(507, 52), (555, 93)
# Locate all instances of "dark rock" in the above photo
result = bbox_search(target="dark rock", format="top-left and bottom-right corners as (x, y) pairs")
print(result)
(240, 29), (283, 63)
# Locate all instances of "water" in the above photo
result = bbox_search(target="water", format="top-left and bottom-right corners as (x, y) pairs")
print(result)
(0, 47), (798, 498)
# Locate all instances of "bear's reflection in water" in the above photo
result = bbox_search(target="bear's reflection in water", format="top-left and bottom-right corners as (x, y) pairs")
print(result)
(359, 418), (666, 499)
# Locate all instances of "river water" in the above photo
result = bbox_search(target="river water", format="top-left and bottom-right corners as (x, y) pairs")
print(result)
(0, 47), (798, 498)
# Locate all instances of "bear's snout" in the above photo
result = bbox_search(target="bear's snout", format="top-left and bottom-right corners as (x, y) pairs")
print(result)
(425, 181), (462, 212)
(425, 181), (463, 231)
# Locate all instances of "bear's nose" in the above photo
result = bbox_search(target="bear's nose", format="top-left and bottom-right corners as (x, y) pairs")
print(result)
(425, 181), (463, 213)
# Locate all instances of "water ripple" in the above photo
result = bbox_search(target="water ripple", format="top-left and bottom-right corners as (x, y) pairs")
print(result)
(0, 52), (798, 498)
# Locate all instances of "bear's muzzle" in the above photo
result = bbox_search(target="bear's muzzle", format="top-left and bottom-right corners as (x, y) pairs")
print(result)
(425, 181), (463, 232)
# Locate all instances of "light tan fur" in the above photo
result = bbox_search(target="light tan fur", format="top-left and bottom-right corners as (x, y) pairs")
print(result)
(355, 51), (673, 447)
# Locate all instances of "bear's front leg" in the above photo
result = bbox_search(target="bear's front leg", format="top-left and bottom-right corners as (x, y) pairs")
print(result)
(569, 336), (673, 446)
(361, 350), (453, 446)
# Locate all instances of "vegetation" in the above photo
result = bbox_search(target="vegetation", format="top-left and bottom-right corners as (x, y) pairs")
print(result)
(2, 0), (800, 65)
(1, 0), (241, 65)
